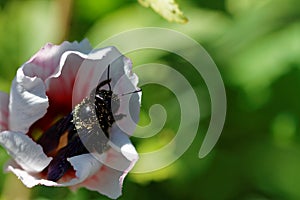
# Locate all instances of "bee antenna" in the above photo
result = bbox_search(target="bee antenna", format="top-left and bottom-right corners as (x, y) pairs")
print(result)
(120, 88), (142, 96)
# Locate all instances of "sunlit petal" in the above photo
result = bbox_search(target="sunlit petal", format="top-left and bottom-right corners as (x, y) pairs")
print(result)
(0, 131), (52, 172)
(9, 73), (48, 133)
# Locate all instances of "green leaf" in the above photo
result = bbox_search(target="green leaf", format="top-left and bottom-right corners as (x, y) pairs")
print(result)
(138, 0), (188, 24)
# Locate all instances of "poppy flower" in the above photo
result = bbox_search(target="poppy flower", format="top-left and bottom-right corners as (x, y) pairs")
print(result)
(0, 39), (141, 199)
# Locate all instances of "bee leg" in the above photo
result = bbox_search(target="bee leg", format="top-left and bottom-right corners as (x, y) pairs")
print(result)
(114, 113), (126, 121)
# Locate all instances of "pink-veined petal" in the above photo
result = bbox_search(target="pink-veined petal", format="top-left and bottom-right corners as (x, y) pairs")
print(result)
(0, 92), (9, 131)
(9, 40), (92, 133)
(0, 131), (52, 172)
(24, 40), (91, 81)
(45, 52), (86, 113)
(5, 154), (104, 188)
(46, 47), (113, 109)
(109, 129), (139, 192)
(57, 153), (105, 187)
(70, 125), (138, 199)
(71, 149), (124, 199)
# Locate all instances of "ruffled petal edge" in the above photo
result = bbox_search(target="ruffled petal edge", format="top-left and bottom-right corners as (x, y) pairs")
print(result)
(0, 131), (52, 173)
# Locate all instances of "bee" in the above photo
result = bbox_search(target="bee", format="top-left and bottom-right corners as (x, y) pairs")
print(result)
(37, 65), (140, 181)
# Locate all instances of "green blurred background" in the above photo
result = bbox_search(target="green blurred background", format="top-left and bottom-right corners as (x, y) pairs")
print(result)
(1, 0), (300, 199)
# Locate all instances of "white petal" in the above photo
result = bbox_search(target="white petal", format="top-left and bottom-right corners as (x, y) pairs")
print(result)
(71, 148), (136, 199)
(9, 71), (49, 133)
(77, 164), (124, 199)
(57, 153), (104, 186)
(109, 124), (139, 162)
(110, 56), (141, 136)
(113, 89), (141, 136)
(5, 160), (57, 188)
(0, 92), (9, 131)
(0, 131), (52, 172)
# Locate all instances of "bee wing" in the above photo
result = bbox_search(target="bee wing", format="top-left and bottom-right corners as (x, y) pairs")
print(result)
(47, 134), (88, 181)
(37, 113), (74, 155)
